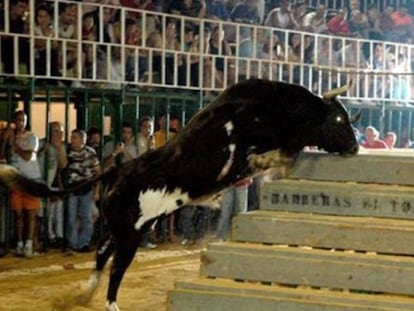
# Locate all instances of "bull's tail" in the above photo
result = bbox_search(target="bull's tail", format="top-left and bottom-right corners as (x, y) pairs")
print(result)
(0, 164), (104, 197)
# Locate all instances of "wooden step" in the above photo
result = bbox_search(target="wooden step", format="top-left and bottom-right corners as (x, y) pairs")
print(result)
(260, 179), (414, 219)
(168, 278), (414, 311)
(200, 242), (414, 296)
(232, 211), (414, 255)
(289, 152), (414, 185)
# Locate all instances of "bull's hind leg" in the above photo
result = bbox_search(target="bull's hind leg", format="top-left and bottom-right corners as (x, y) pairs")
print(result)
(106, 236), (139, 311)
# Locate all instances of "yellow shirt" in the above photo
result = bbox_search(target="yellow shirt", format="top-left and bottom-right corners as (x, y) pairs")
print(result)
(153, 130), (176, 148)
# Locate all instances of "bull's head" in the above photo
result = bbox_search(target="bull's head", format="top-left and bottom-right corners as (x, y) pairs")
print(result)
(318, 83), (360, 156)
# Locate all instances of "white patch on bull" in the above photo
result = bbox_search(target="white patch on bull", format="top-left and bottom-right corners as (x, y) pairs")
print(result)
(224, 121), (234, 136)
(217, 143), (236, 181)
(134, 187), (190, 231)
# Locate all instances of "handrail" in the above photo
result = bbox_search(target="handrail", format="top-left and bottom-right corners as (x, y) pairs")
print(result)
(0, 0), (413, 103)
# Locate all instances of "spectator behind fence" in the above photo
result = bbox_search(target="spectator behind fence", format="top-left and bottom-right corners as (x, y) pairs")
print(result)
(137, 116), (154, 156)
(204, 26), (233, 93)
(313, 38), (340, 92)
(86, 126), (102, 159)
(327, 8), (351, 37)
(81, 11), (98, 80)
(178, 24), (203, 88)
(230, 0), (260, 24)
(366, 4), (383, 41)
(58, 2), (84, 88)
(388, 46), (411, 102)
(264, 0), (292, 29)
(37, 121), (67, 249)
(125, 18), (148, 83)
(348, 9), (369, 38)
(336, 37), (369, 97)
(1, 0), (30, 78)
(3, 111), (42, 258)
(206, 0), (230, 21)
(303, 4), (328, 34)
(384, 131), (397, 148)
(168, 0), (206, 19)
(34, 3), (60, 84)
(391, 5), (414, 42)
(103, 122), (138, 171)
(380, 5), (396, 42)
(290, 1), (307, 30)
(360, 126), (388, 149)
(65, 129), (100, 253)
(226, 0), (261, 43)
(370, 43), (388, 98)
(216, 178), (252, 241)
(146, 18), (182, 85)
(287, 33), (314, 85)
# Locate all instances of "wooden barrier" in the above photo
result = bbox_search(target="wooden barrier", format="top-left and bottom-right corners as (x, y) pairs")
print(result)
(167, 152), (414, 311)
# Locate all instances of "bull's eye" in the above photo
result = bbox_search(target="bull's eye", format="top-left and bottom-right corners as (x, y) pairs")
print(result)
(335, 116), (344, 123)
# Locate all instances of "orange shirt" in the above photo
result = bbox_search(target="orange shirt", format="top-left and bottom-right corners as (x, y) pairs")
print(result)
(391, 12), (413, 26)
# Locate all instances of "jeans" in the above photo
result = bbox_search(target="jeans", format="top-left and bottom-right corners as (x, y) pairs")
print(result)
(216, 186), (248, 241)
(47, 198), (64, 240)
(179, 205), (209, 241)
(66, 190), (93, 249)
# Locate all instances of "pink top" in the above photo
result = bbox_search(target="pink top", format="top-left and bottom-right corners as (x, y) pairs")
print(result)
(360, 139), (388, 149)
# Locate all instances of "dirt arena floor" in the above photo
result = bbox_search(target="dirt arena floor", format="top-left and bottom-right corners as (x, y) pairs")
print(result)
(0, 242), (205, 311)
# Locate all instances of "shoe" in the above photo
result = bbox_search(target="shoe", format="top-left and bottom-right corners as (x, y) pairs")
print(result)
(64, 247), (75, 256)
(24, 245), (33, 258)
(50, 237), (64, 249)
(78, 245), (92, 253)
(181, 239), (188, 246)
(144, 242), (157, 249)
(15, 245), (24, 257)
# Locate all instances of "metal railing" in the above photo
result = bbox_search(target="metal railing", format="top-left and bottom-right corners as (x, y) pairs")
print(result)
(0, 0), (413, 103)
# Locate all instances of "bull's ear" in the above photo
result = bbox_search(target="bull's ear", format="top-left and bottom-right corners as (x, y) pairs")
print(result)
(349, 110), (361, 124)
(322, 80), (353, 100)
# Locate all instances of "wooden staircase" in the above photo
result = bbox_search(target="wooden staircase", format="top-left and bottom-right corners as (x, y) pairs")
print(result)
(168, 151), (414, 311)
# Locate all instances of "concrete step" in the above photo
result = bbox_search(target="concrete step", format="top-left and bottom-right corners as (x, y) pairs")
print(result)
(289, 152), (414, 185)
(168, 278), (414, 311)
(200, 242), (414, 296)
(232, 210), (414, 255)
(260, 179), (414, 219)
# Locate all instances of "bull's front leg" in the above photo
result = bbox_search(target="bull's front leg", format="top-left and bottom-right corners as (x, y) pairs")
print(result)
(106, 235), (139, 311)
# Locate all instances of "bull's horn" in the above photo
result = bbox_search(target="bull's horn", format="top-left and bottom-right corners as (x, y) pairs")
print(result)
(322, 80), (353, 100)
(349, 110), (361, 124)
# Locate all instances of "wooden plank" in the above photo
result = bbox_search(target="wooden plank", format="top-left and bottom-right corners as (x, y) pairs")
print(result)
(200, 242), (414, 296)
(168, 288), (405, 311)
(260, 179), (414, 219)
(170, 278), (414, 310)
(289, 152), (414, 185)
(232, 211), (414, 255)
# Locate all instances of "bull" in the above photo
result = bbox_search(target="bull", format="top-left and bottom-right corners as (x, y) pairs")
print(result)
(0, 79), (359, 311)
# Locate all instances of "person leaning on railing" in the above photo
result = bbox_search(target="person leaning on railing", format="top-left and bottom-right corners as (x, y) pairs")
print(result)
(1, 0), (30, 79)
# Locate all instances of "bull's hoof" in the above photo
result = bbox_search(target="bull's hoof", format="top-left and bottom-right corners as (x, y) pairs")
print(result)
(106, 301), (121, 311)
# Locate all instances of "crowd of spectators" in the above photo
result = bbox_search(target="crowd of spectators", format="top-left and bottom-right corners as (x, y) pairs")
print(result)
(1, 0), (414, 101)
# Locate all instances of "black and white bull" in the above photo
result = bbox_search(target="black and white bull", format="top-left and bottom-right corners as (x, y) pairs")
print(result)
(0, 79), (359, 311)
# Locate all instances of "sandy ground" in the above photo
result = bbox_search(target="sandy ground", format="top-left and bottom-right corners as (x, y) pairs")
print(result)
(0, 242), (204, 311)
